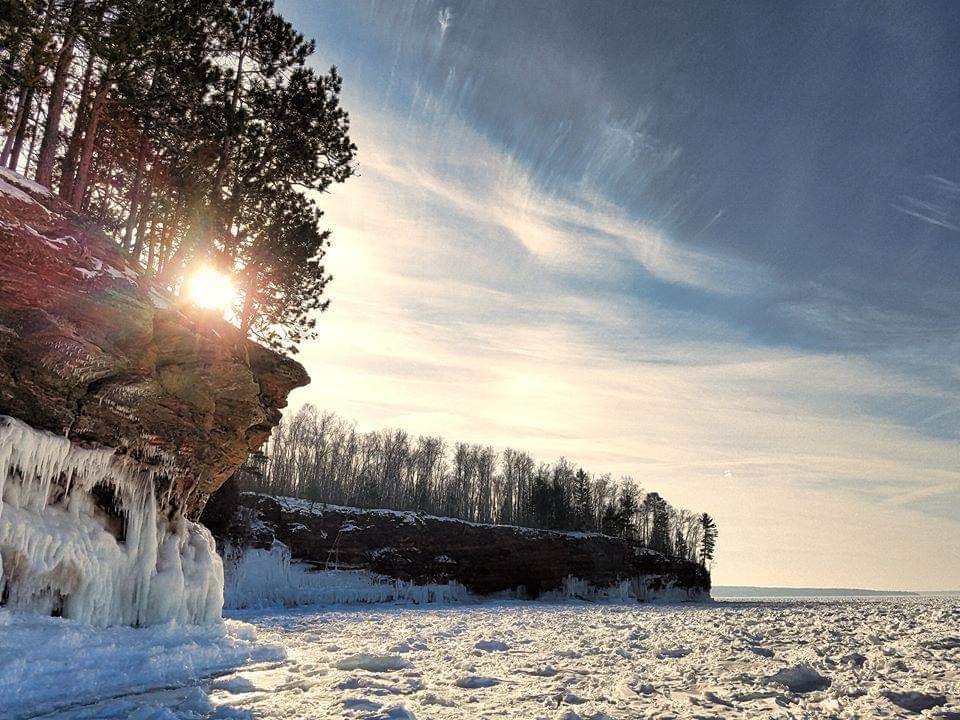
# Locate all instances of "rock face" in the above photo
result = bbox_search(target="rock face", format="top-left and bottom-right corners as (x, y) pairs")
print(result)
(0, 168), (308, 518)
(204, 486), (711, 600)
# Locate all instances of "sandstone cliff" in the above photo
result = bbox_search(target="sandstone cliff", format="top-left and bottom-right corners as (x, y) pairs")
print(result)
(0, 168), (308, 519)
(203, 484), (711, 602)
(0, 168), (307, 625)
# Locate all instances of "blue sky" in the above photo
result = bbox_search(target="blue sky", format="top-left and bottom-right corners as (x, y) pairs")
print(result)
(279, 0), (960, 589)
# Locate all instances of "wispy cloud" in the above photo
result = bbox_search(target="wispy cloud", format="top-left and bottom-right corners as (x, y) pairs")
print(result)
(295, 97), (960, 590)
(286, 0), (960, 590)
(892, 175), (960, 232)
(351, 103), (772, 296)
(892, 196), (960, 232)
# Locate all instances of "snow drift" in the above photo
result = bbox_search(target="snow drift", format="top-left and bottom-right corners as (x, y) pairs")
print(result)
(0, 416), (223, 625)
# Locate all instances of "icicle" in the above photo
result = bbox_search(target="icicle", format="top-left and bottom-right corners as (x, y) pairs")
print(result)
(0, 415), (224, 626)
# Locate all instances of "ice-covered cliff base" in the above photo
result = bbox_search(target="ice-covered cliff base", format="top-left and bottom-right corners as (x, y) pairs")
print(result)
(222, 541), (707, 611)
(0, 416), (223, 626)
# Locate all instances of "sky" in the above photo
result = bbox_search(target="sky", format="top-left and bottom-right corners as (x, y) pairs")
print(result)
(277, 0), (960, 590)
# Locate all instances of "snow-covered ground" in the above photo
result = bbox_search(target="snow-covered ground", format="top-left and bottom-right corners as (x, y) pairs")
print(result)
(3, 596), (957, 719)
(0, 611), (283, 719)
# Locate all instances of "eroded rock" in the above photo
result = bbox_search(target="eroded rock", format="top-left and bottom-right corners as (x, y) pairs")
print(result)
(0, 169), (308, 519)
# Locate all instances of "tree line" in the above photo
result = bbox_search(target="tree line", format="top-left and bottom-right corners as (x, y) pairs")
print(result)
(0, 0), (355, 352)
(240, 405), (718, 565)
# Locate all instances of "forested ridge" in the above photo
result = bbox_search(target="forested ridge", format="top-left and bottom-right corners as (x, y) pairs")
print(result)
(0, 0), (355, 352)
(240, 405), (719, 565)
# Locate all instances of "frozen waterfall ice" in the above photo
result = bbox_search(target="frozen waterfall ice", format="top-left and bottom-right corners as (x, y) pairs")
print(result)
(0, 416), (223, 626)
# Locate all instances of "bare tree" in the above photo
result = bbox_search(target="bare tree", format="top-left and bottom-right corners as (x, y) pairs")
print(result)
(241, 405), (711, 557)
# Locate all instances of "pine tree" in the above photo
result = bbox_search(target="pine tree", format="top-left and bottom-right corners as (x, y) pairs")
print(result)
(572, 468), (592, 531)
(616, 480), (639, 541)
(699, 513), (717, 566)
(645, 491), (672, 554)
(674, 527), (688, 560)
(600, 502), (621, 536)
(1, 0), (356, 354)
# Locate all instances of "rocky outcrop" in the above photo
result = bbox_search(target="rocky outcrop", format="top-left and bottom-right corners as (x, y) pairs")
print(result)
(204, 486), (711, 600)
(0, 168), (308, 519)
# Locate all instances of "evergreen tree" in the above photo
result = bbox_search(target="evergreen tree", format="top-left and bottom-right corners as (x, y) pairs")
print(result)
(572, 468), (592, 531)
(600, 502), (621, 536)
(616, 479), (639, 541)
(0, 0), (356, 355)
(646, 492), (672, 554)
(674, 527), (688, 561)
(699, 513), (717, 566)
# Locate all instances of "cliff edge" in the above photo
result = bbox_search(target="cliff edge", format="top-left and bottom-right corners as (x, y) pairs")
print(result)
(204, 484), (711, 605)
(0, 168), (308, 518)
(0, 169), (307, 625)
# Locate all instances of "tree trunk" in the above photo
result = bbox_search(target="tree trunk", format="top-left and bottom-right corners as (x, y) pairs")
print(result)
(6, 0), (56, 171)
(59, 47), (96, 200)
(159, 200), (205, 285)
(239, 263), (259, 336)
(133, 192), (151, 254)
(157, 207), (181, 279)
(69, 71), (110, 209)
(36, 5), (80, 187)
(24, 101), (43, 172)
(145, 220), (157, 274)
(212, 29), (249, 203)
(135, 160), (163, 259)
(123, 132), (150, 248)
(1, 86), (30, 166)
(89, 149), (109, 217)
(156, 223), (169, 276)
(3, 86), (34, 170)
(7, 87), (35, 171)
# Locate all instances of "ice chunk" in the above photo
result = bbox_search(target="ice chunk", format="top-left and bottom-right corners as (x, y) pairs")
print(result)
(882, 690), (947, 713)
(765, 664), (831, 693)
(385, 705), (417, 719)
(455, 675), (500, 688)
(335, 654), (412, 672)
(839, 652), (866, 667)
(222, 542), (470, 609)
(474, 639), (509, 652)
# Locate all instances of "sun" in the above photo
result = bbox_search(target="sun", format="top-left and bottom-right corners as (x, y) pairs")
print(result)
(186, 264), (237, 312)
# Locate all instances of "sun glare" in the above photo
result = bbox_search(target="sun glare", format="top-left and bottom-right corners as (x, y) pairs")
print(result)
(186, 265), (237, 312)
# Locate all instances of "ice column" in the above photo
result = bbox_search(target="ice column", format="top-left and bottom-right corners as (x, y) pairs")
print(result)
(0, 415), (224, 626)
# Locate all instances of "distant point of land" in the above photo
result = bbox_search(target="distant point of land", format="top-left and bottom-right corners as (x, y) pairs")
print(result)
(712, 586), (933, 598)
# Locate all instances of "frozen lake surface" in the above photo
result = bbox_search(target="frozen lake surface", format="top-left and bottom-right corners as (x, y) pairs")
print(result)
(4, 596), (958, 718)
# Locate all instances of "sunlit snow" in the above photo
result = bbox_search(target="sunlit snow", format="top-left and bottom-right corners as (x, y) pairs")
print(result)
(5, 596), (956, 718)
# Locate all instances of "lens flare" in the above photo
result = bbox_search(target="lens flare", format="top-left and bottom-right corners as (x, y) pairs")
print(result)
(186, 265), (236, 312)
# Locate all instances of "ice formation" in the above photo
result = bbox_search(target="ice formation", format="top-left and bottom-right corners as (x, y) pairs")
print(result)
(0, 415), (223, 626)
(556, 575), (704, 603)
(222, 537), (701, 611)
(223, 541), (470, 610)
